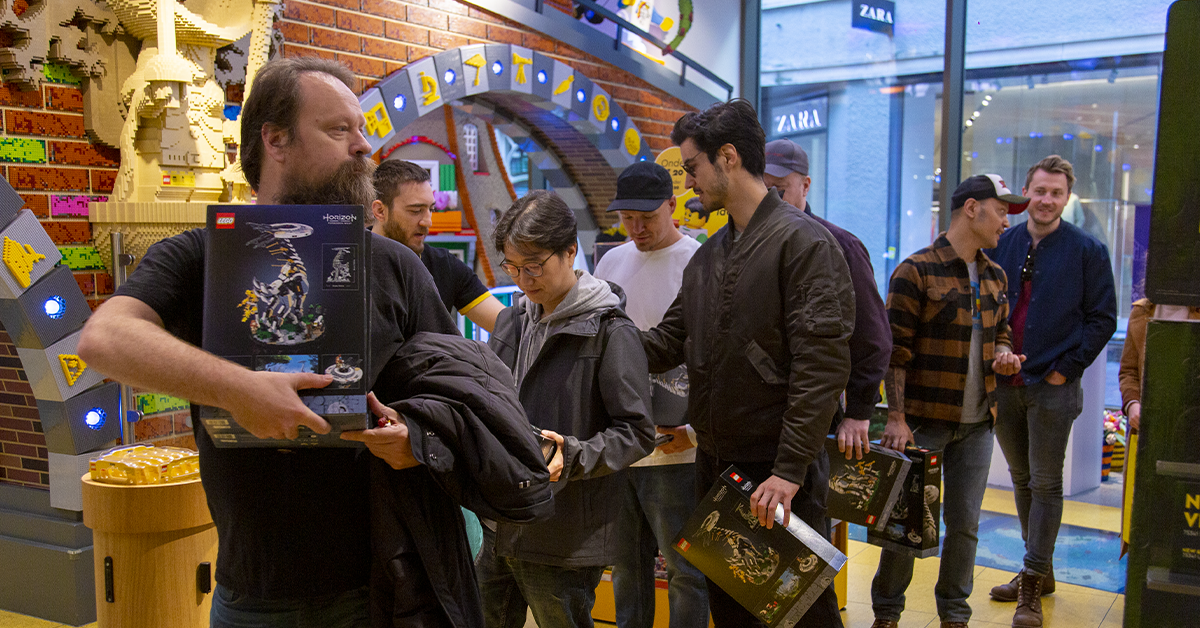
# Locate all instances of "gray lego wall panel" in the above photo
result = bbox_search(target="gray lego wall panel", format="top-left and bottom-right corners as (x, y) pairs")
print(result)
(434, 49), (466, 103)
(37, 382), (121, 455)
(0, 175), (23, 231)
(0, 209), (63, 300)
(0, 534), (95, 626)
(0, 265), (91, 349)
(49, 452), (93, 511)
(17, 330), (105, 403)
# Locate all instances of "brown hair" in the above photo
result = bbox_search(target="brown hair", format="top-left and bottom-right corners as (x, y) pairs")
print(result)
(1024, 155), (1076, 193)
(373, 160), (432, 210)
(239, 58), (356, 191)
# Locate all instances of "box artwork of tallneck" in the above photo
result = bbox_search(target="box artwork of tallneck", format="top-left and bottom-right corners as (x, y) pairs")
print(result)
(673, 466), (846, 627)
(824, 435), (911, 531)
(200, 205), (371, 447)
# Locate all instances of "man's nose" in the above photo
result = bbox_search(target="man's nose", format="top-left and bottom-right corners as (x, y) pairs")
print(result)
(350, 125), (371, 157)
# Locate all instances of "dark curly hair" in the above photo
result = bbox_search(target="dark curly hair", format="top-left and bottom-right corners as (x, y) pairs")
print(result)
(670, 98), (766, 177)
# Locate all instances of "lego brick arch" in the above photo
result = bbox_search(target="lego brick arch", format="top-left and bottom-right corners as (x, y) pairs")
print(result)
(360, 44), (653, 235)
(0, 177), (122, 466)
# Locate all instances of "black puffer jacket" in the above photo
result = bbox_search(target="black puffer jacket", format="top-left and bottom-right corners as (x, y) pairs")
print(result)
(487, 287), (655, 567)
(642, 190), (856, 485)
(370, 332), (554, 627)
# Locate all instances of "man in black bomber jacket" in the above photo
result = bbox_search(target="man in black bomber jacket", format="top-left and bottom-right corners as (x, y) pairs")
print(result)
(641, 100), (855, 628)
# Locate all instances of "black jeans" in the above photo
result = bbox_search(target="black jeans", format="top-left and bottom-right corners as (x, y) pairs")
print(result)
(694, 448), (843, 628)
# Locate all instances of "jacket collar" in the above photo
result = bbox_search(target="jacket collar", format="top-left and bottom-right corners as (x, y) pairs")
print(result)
(932, 232), (990, 268)
(718, 189), (787, 247)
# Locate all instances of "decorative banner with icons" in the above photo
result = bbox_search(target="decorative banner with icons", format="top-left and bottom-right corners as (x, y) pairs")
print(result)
(655, 146), (727, 243)
(359, 44), (653, 166)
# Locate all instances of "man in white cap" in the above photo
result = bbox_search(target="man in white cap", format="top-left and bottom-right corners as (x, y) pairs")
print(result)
(870, 174), (1027, 628)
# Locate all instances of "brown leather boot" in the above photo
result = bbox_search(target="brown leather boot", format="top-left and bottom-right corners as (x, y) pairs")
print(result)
(870, 620), (899, 628)
(1012, 570), (1045, 627)
(991, 568), (1055, 601)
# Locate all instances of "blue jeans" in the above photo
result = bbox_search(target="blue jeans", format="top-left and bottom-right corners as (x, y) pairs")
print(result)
(994, 379), (1084, 576)
(611, 464), (710, 628)
(871, 419), (993, 624)
(210, 583), (369, 628)
(475, 527), (604, 628)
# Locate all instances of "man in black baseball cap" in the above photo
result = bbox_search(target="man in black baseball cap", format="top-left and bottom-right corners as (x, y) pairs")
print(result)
(596, 160), (710, 628)
(605, 161), (682, 252)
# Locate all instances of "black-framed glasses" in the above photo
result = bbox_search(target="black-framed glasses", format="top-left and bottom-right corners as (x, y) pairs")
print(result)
(681, 153), (701, 178)
(1020, 245), (1037, 282)
(500, 253), (555, 278)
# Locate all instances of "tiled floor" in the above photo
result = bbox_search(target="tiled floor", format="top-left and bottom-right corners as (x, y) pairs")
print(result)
(0, 489), (1125, 628)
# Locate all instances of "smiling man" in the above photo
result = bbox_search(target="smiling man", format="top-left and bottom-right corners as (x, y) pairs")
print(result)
(640, 99), (855, 628)
(984, 156), (1117, 628)
(372, 159), (504, 332)
(871, 174), (1027, 628)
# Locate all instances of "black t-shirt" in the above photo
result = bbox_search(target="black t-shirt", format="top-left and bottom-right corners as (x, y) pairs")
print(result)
(421, 244), (490, 314)
(115, 229), (457, 599)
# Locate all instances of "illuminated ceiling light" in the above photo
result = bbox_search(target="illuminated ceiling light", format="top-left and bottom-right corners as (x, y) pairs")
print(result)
(972, 111), (980, 118)
(444, 69), (457, 85)
(984, 95), (992, 101)
(393, 94), (406, 111)
(492, 61), (503, 75)
(43, 296), (65, 319)
(537, 70), (548, 84)
(965, 120), (974, 127)
(981, 100), (990, 106)
(84, 408), (106, 430)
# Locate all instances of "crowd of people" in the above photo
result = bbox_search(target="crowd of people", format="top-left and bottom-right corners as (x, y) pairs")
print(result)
(76, 57), (1118, 628)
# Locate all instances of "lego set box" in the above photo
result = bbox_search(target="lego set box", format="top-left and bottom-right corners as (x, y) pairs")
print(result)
(824, 436), (911, 531)
(200, 205), (371, 447)
(673, 466), (846, 627)
(867, 445), (943, 558)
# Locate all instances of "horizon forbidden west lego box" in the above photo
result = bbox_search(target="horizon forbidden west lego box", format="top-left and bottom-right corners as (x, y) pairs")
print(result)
(824, 435), (911, 531)
(673, 466), (846, 627)
(867, 445), (943, 558)
(200, 205), (371, 447)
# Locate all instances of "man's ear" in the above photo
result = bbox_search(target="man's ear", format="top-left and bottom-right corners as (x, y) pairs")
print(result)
(370, 199), (387, 223)
(261, 123), (291, 163)
(717, 143), (740, 172)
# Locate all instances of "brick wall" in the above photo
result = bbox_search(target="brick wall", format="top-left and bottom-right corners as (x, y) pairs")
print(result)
(277, 0), (696, 155)
(0, 72), (120, 488)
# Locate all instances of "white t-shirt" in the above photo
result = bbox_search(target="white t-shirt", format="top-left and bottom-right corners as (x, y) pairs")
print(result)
(594, 234), (701, 465)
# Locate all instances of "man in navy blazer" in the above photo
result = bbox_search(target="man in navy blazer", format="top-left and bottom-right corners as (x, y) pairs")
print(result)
(985, 155), (1117, 628)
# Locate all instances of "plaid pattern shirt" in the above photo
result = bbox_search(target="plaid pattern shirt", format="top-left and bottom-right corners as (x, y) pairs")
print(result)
(887, 234), (1011, 424)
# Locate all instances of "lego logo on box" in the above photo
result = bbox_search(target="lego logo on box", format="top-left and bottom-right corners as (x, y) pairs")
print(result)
(215, 213), (236, 229)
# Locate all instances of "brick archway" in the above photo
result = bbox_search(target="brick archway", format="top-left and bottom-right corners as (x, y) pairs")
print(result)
(359, 44), (653, 233)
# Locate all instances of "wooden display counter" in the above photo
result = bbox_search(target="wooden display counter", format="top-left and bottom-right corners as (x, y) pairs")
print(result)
(81, 474), (217, 628)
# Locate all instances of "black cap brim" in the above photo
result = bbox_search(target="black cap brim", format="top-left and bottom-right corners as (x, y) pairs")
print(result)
(606, 198), (669, 212)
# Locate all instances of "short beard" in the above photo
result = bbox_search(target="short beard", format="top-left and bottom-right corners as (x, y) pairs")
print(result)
(380, 213), (423, 255)
(278, 157), (377, 209)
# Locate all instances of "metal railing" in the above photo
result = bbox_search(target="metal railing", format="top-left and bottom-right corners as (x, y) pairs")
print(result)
(547, 0), (733, 101)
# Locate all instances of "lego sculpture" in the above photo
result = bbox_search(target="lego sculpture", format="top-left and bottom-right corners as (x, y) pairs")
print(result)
(105, 0), (271, 204)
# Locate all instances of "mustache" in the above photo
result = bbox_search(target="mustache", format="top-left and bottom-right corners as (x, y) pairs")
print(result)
(278, 157), (377, 208)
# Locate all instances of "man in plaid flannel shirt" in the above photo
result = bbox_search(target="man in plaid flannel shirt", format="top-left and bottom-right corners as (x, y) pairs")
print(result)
(869, 175), (1029, 628)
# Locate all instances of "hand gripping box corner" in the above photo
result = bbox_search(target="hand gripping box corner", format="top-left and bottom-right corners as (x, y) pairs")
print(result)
(824, 435), (911, 531)
(200, 205), (372, 447)
(867, 445), (943, 558)
(673, 466), (846, 627)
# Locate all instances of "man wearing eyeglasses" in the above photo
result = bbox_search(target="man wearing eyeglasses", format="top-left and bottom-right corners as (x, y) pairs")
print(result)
(985, 156), (1117, 628)
(641, 99), (855, 628)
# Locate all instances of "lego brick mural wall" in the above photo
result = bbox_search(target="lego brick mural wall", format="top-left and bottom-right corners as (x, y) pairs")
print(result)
(0, 75), (119, 488)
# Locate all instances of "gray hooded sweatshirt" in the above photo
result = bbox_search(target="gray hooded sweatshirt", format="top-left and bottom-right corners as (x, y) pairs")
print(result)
(514, 270), (620, 388)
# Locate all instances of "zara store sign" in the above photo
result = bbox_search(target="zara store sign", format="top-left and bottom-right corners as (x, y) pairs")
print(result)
(770, 96), (829, 137)
(852, 0), (895, 36)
